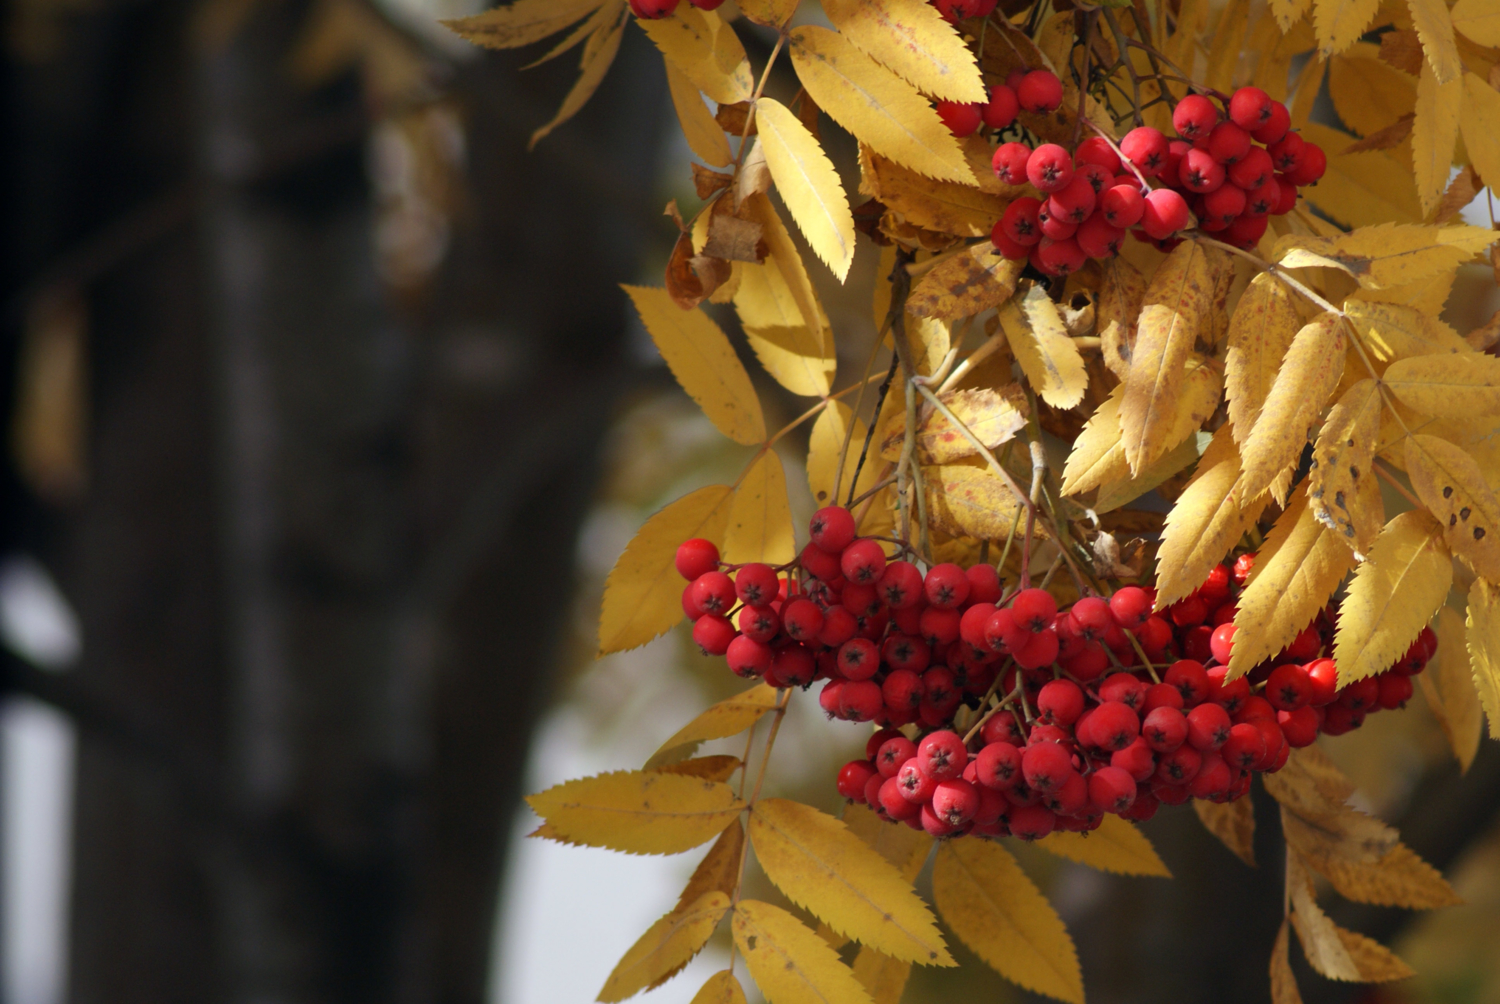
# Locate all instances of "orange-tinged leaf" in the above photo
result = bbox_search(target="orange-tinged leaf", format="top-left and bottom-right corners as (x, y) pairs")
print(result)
(526, 770), (745, 855)
(1121, 240), (1232, 474)
(922, 461), (1033, 541)
(907, 243), (1025, 319)
(755, 98), (855, 281)
(1228, 484), (1355, 679)
(1334, 509), (1453, 685)
(1309, 378), (1386, 556)
(789, 26), (973, 184)
(1468, 577), (1500, 739)
(624, 285), (765, 445)
(1155, 424), (1271, 607)
(1234, 313), (1345, 505)
(731, 900), (874, 1004)
(749, 799), (952, 965)
(1271, 921), (1305, 1004)
(723, 449), (795, 566)
(822, 0), (984, 102)
(690, 970), (747, 1004)
(1383, 352), (1500, 417)
(599, 485), (735, 655)
(1412, 62), (1462, 216)
(1037, 815), (1171, 877)
(1001, 286), (1088, 410)
(1194, 797), (1256, 867)
(1451, 0), (1500, 45)
(666, 62), (733, 167)
(597, 891), (732, 1002)
(637, 7), (751, 104)
(442, 0), (602, 50)
(1419, 605), (1482, 770)
(932, 840), (1083, 1004)
(646, 683), (780, 768)
(1226, 272), (1305, 447)
(1405, 434), (1500, 580)
(529, 16), (624, 148)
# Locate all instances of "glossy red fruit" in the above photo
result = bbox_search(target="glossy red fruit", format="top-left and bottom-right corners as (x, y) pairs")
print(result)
(1143, 706), (1188, 752)
(1111, 736), (1158, 782)
(1101, 183), (1146, 227)
(1186, 702), (1232, 750)
(924, 563), (970, 609)
(628, 0), (679, 17)
(918, 730), (969, 780)
(1037, 200), (1078, 240)
(1141, 188), (1190, 239)
(1252, 100), (1291, 144)
(1209, 623), (1236, 665)
(1278, 706), (1320, 747)
(810, 506), (856, 552)
(1120, 126), (1169, 176)
(881, 669), (924, 712)
(1244, 177), (1281, 216)
(726, 634), (772, 677)
(1074, 135), (1122, 173)
(1017, 69), (1064, 112)
(1011, 588), (1057, 632)
(1320, 702), (1364, 735)
(1008, 803), (1056, 840)
(1338, 675), (1380, 713)
(992, 142), (1033, 185)
(1223, 212), (1268, 250)
(1268, 132), (1306, 173)
(1076, 213), (1126, 258)
(1027, 143), (1074, 193)
(732, 563), (777, 606)
(985, 607), (1030, 653)
(837, 759), (878, 801)
(1156, 744), (1202, 785)
(1284, 143), (1326, 185)
(937, 100), (984, 137)
(1264, 663), (1311, 712)
(1144, 682), (1185, 713)
(1021, 741), (1073, 792)
(932, 778), (981, 826)
(1109, 586), (1152, 627)
(837, 679), (883, 721)
(1207, 121), (1252, 164)
(1179, 148), (1226, 192)
(689, 570), (736, 615)
(1000, 196), (1044, 245)
(967, 564), (1002, 604)
(1173, 93), (1220, 140)
(1099, 671), (1147, 710)
(1229, 146), (1274, 190)
(1187, 753), (1232, 799)
(692, 614), (737, 655)
(841, 538), (887, 584)
(1090, 765), (1138, 813)
(1229, 86), (1274, 130)
(1014, 626), (1061, 670)
(768, 645), (816, 688)
(1041, 237), (1089, 275)
(1050, 174), (1098, 224)
(1202, 183), (1246, 226)
(817, 606), (857, 648)
(1037, 679), (1085, 726)
(1092, 701), (1142, 751)
(984, 84), (1020, 129)
(975, 741), (1023, 789)
(738, 604), (779, 642)
(675, 538), (720, 581)
(992, 226), (1031, 260)
(1206, 668), (1251, 717)
(1221, 722), (1267, 770)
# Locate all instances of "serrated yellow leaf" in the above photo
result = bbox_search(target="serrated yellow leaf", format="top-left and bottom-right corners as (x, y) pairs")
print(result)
(1235, 313), (1345, 504)
(1155, 424), (1271, 607)
(1098, 257), (1146, 380)
(1452, 0), (1500, 44)
(656, 755), (742, 783)
(732, 900), (874, 1004)
(1000, 286), (1088, 410)
(1271, 921), (1305, 1004)
(749, 799), (952, 965)
(1334, 509), (1453, 685)
(907, 243), (1024, 320)
(903, 387), (1028, 465)
(1405, 435), (1500, 580)
(527, 770), (745, 855)
(1096, 432), (1209, 514)
(1298, 122), (1424, 227)
(1329, 49), (1417, 138)
(1348, 269), (1456, 319)
(442, 0), (602, 49)
(674, 819), (745, 912)
(822, 0), (984, 103)
(598, 891), (732, 1002)
(1121, 240), (1233, 474)
(842, 803), (933, 881)
(723, 449), (795, 566)
(1314, 0), (1381, 55)
(1277, 223), (1498, 289)
(666, 61), (732, 167)
(1413, 62), (1461, 216)
(1317, 840), (1461, 907)
(599, 485), (735, 655)
(1342, 298), (1470, 363)
(1227, 273), (1305, 448)
(858, 139), (1012, 238)
(1407, 0), (1461, 82)
(1194, 797), (1256, 867)
(734, 254), (836, 397)
(1061, 384), (1127, 497)
(690, 970), (747, 1004)
(1038, 815), (1171, 877)
(637, 7), (751, 105)
(1228, 484), (1355, 679)
(1308, 378), (1384, 556)
(851, 947), (910, 1004)
(646, 683), (781, 768)
(1206, 0), (1252, 92)
(530, 17), (624, 148)
(1288, 854), (1363, 981)
(1461, 74), (1500, 197)
(932, 840), (1083, 1004)
(789, 26), (973, 184)
(1384, 352), (1500, 417)
(1470, 578), (1500, 738)
(743, 193), (828, 367)
(736, 0), (799, 27)
(519, 0), (621, 69)
(1271, 0), (1313, 31)
(624, 285), (765, 444)
(807, 403), (877, 509)
(755, 98), (855, 281)
(1421, 605), (1482, 770)
(922, 461), (1034, 541)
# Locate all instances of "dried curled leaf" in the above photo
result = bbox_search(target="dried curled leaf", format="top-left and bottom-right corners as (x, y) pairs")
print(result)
(526, 770), (745, 855)
(1194, 797), (1256, 867)
(1308, 378), (1384, 556)
(732, 900), (874, 1004)
(1037, 815), (1172, 877)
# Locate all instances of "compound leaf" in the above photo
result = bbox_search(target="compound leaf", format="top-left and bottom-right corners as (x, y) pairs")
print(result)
(755, 98), (856, 281)
(527, 770), (744, 855)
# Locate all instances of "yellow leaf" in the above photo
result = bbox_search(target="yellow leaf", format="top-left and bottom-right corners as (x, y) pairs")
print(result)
(1452, 0), (1500, 44)
(907, 243), (1025, 320)
(599, 485), (735, 655)
(517, 0), (622, 69)
(1420, 605), (1482, 770)
(807, 402), (884, 510)
(1468, 577), (1500, 739)
(1193, 797), (1256, 867)
(858, 143), (1009, 238)
(1308, 379), (1384, 556)
(1061, 384), (1127, 497)
(1276, 223), (1499, 289)
(666, 62), (733, 167)
(789, 26), (973, 185)
(755, 98), (856, 281)
(1412, 62), (1462, 216)
(1405, 434), (1500, 580)
(889, 386), (1027, 465)
(1314, 0), (1382, 55)
(1234, 313), (1345, 504)
(822, 0), (985, 103)
(1098, 257), (1147, 380)
(923, 461), (1032, 541)
(689, 970), (747, 1004)
(851, 947), (911, 1004)
(637, 7), (751, 105)
(1289, 853), (1362, 981)
(842, 803), (933, 881)
(1461, 74), (1500, 198)
(624, 285), (765, 445)
(1001, 286), (1088, 410)
(748, 799), (953, 966)
(734, 256), (836, 397)
(1406, 0), (1461, 82)
(526, 770), (745, 855)
(932, 840), (1083, 1004)
(1037, 815), (1172, 877)
(674, 819), (745, 912)
(1332, 927), (1418, 982)
(1095, 432), (1209, 514)
(1329, 49), (1417, 138)
(1342, 298), (1470, 363)
(656, 755), (742, 783)
(723, 449), (795, 566)
(732, 900), (874, 1004)
(442, 0), (602, 49)
(1227, 272), (1306, 448)
(1334, 509), (1453, 685)
(736, 0), (799, 27)
(1271, 921), (1305, 1004)
(905, 314), (951, 378)
(742, 193), (829, 370)
(646, 683), (781, 768)
(1316, 840), (1461, 908)
(1228, 484), (1356, 679)
(1121, 240), (1233, 474)
(1384, 352), (1500, 417)
(1298, 122), (1424, 227)
(1271, 0), (1313, 31)
(598, 891), (732, 1002)
(1155, 424), (1271, 607)
(1206, 0), (1251, 92)
(530, 17), (624, 148)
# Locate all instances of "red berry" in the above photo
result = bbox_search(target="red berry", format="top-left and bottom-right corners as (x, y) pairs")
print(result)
(1008, 804), (1056, 840)
(768, 645), (815, 688)
(1229, 146), (1274, 191)
(1021, 741), (1073, 792)
(879, 776), (922, 819)
(1109, 586), (1152, 627)
(733, 563), (777, 606)
(1179, 148), (1226, 193)
(896, 758), (937, 801)
(1156, 744), (1202, 785)
(810, 506), (856, 552)
(875, 736), (918, 778)
(882, 668), (925, 711)
(992, 226), (1031, 260)
(975, 741), (1023, 789)
(1221, 722), (1266, 770)
(1265, 663), (1311, 711)
(1011, 588), (1058, 632)
(1043, 770), (1089, 816)
(1321, 702), (1364, 735)
(984, 85), (1020, 129)
(1206, 667), (1251, 716)
(1101, 183), (1146, 228)
(692, 614), (737, 655)
(923, 666), (960, 710)
(1223, 212), (1268, 249)
(1268, 132), (1306, 173)
(993, 142), (1033, 185)
(736, 604), (778, 642)
(688, 0), (724, 7)
(1207, 121), (1252, 164)
(1285, 143), (1326, 185)
(982, 710), (1026, 747)
(1120, 126), (1170, 176)
(777, 598), (820, 643)
(1205, 623), (1234, 666)
(1040, 238), (1088, 275)
(983, 607), (1029, 653)
(816, 606), (856, 648)
(937, 100), (984, 137)
(1014, 627), (1061, 670)
(1337, 675), (1379, 713)
(726, 634), (772, 676)
(924, 563), (970, 609)
(1090, 765), (1138, 813)
(1093, 701), (1142, 751)
(1017, 70), (1063, 112)
(932, 778), (981, 826)
(1037, 199), (1078, 240)
(628, 0), (678, 18)
(800, 542), (842, 581)
(1077, 212), (1126, 258)
(874, 560), (921, 610)
(1141, 188), (1190, 240)
(968, 564), (1001, 603)
(689, 570), (736, 615)
(1228, 86), (1274, 130)
(1202, 183), (1246, 226)
(1278, 706), (1320, 747)
(1050, 174), (1098, 224)
(835, 637), (878, 681)
(1037, 679), (1085, 725)
(1075, 135), (1122, 173)
(1252, 101), (1291, 144)
(838, 760), (878, 801)
(1186, 702), (1231, 750)
(1111, 736), (1158, 782)
(1187, 753), (1232, 799)
(882, 633), (931, 673)
(918, 730), (969, 780)
(675, 538), (720, 580)
(1026, 143), (1074, 193)
(838, 679), (883, 721)
(1143, 706), (1188, 752)
(919, 606), (961, 647)
(1000, 196), (1044, 246)
(1173, 93), (1220, 140)
(1098, 672), (1145, 710)
(841, 539), (887, 584)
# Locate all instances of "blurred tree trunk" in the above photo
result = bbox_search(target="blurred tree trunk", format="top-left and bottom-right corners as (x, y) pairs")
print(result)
(3, 0), (663, 1000)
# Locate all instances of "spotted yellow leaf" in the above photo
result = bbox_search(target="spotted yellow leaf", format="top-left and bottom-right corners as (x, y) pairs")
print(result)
(1226, 272), (1305, 448)
(732, 900), (874, 1004)
(755, 98), (856, 281)
(689, 970), (747, 1004)
(922, 461), (1033, 542)
(1308, 379), (1384, 556)
(1405, 434), (1500, 580)
(1384, 352), (1500, 418)
(1313, 0), (1381, 55)
(1037, 815), (1171, 877)
(822, 0), (984, 102)
(1001, 285), (1088, 410)
(527, 770), (745, 855)
(1276, 223), (1498, 289)
(907, 243), (1025, 320)
(598, 891), (732, 1002)
(637, 7), (751, 104)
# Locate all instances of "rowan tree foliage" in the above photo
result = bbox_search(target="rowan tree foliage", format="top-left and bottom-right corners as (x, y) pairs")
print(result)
(448, 1), (1500, 1002)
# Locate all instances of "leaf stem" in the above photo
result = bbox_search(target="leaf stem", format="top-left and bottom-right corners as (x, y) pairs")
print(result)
(1373, 458), (1423, 509)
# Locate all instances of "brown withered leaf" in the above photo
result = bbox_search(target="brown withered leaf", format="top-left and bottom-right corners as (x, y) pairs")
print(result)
(1316, 841), (1462, 909)
(1341, 113), (1413, 154)
(907, 242), (1026, 319)
(734, 140), (770, 207)
(880, 213), (962, 253)
(921, 460), (1040, 541)
(859, 143), (1010, 239)
(1091, 531), (1144, 579)
(1434, 165), (1482, 224)
(1193, 797), (1255, 867)
(666, 230), (709, 309)
(1469, 307), (1500, 351)
(703, 210), (766, 263)
(1378, 28), (1423, 75)
(692, 164), (734, 199)
(881, 386), (1028, 464)
(716, 100), (754, 136)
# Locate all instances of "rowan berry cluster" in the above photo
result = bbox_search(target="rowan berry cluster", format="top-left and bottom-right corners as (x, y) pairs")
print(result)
(626, 0), (721, 17)
(674, 509), (1435, 841)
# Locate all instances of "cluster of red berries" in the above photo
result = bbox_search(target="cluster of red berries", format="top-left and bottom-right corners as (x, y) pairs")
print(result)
(627, 0), (721, 17)
(930, 0), (1000, 23)
(975, 85), (1326, 276)
(673, 509), (1436, 841)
